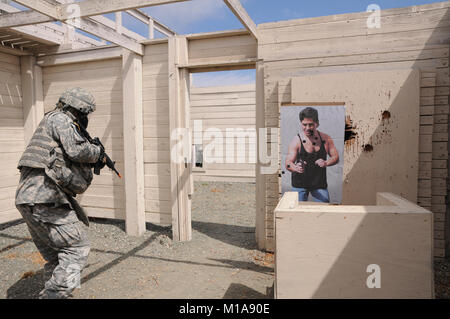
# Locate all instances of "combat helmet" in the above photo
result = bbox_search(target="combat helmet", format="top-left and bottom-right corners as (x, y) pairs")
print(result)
(57, 87), (96, 114)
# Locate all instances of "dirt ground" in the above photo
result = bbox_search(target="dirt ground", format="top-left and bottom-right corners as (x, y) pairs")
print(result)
(0, 182), (274, 299)
(1, 181), (449, 299)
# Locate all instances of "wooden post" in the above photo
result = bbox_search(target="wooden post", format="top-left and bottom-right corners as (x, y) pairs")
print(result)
(255, 60), (266, 249)
(149, 18), (155, 39)
(115, 12), (122, 35)
(169, 36), (192, 241)
(20, 55), (44, 144)
(59, 0), (75, 49)
(122, 49), (146, 236)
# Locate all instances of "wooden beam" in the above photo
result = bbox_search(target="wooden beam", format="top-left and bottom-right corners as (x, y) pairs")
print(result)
(57, 0), (190, 20)
(179, 57), (257, 70)
(0, 44), (32, 55)
(255, 59), (266, 250)
(122, 49), (146, 236)
(75, 17), (144, 55)
(126, 9), (150, 25)
(154, 21), (175, 37)
(223, 0), (257, 39)
(36, 46), (122, 66)
(168, 36), (192, 242)
(115, 12), (122, 35)
(13, 0), (59, 18)
(149, 18), (155, 39)
(0, 9), (52, 28)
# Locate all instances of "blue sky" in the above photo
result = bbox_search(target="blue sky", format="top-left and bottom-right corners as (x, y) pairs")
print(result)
(140, 0), (440, 35)
(10, 0), (444, 86)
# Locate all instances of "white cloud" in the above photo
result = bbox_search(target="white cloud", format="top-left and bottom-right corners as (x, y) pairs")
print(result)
(142, 0), (227, 32)
(192, 70), (255, 88)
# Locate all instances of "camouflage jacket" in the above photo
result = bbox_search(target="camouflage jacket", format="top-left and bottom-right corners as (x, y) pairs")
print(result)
(16, 109), (101, 214)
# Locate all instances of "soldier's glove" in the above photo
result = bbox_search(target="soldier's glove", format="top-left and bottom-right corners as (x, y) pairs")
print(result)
(96, 151), (107, 170)
(93, 152), (106, 175)
(91, 137), (103, 149)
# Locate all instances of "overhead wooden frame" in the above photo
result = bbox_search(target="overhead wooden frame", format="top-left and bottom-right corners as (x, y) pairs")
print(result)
(125, 8), (176, 38)
(8, 0), (189, 20)
(2, 0), (186, 55)
(223, 0), (258, 39)
(10, 0), (144, 55)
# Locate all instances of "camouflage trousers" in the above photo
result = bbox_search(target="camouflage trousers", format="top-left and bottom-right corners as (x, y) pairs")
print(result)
(16, 204), (90, 299)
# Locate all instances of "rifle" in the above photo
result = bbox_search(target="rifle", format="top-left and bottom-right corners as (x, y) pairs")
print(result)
(73, 121), (122, 179)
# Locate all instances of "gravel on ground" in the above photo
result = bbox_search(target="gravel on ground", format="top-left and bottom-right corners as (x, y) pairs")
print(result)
(0, 181), (274, 299)
(1, 181), (449, 299)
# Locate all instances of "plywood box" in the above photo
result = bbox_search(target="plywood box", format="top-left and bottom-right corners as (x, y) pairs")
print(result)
(275, 192), (433, 299)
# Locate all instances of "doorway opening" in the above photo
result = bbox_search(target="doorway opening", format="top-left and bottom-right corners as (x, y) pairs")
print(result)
(188, 68), (262, 253)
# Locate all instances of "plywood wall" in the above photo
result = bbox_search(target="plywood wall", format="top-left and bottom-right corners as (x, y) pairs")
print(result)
(142, 42), (172, 225)
(257, 2), (450, 256)
(188, 33), (257, 66)
(42, 58), (125, 220)
(0, 52), (24, 224)
(190, 84), (256, 182)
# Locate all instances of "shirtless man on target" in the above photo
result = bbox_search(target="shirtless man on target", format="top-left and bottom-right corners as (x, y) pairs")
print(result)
(285, 107), (340, 202)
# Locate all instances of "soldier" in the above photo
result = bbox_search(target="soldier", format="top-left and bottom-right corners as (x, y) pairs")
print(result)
(15, 87), (103, 299)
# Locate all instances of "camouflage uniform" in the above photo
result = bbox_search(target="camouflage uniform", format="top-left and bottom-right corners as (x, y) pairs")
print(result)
(15, 88), (101, 299)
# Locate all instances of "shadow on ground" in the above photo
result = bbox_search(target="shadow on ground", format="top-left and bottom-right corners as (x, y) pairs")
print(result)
(192, 221), (256, 250)
(223, 283), (273, 299)
(7, 269), (45, 299)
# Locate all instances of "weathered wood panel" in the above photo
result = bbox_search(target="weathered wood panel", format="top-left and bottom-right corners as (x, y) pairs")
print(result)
(142, 43), (171, 221)
(42, 58), (125, 220)
(0, 52), (24, 222)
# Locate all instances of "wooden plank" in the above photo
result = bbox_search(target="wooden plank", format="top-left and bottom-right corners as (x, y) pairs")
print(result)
(37, 46), (123, 66)
(168, 36), (191, 241)
(189, 34), (256, 61)
(275, 196), (433, 298)
(258, 8), (450, 45)
(258, 1), (450, 30)
(259, 28), (450, 62)
(58, 0), (190, 20)
(0, 9), (52, 28)
(180, 57), (257, 70)
(122, 50), (146, 236)
(42, 56), (121, 74)
(13, 0), (58, 18)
